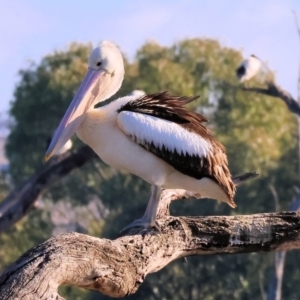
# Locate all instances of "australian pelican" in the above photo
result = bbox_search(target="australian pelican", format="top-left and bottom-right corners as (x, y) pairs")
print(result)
(236, 55), (261, 83)
(46, 41), (236, 230)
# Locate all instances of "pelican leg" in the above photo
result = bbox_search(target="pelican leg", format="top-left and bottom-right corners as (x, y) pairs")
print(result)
(121, 185), (161, 232)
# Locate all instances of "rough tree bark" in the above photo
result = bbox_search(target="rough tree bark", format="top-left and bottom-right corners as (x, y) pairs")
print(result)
(0, 200), (299, 299)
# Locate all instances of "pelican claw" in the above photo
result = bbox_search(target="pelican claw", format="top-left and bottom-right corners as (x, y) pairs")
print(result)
(120, 218), (161, 233)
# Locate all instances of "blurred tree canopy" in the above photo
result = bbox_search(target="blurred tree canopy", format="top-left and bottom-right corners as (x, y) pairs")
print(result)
(1, 38), (299, 299)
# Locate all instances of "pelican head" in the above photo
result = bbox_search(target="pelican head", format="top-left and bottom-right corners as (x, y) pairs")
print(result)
(45, 41), (124, 160)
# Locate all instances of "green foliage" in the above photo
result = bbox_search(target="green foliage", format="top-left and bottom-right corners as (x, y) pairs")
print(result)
(6, 43), (92, 183)
(0, 208), (52, 270)
(1, 38), (299, 299)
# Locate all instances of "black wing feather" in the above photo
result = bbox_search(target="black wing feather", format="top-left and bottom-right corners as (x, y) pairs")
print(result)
(118, 91), (206, 124)
(118, 92), (235, 200)
(119, 92), (220, 179)
(236, 65), (245, 79)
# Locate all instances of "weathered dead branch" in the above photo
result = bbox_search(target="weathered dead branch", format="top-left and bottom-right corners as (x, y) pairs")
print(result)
(242, 81), (300, 116)
(0, 211), (299, 299)
(0, 146), (97, 233)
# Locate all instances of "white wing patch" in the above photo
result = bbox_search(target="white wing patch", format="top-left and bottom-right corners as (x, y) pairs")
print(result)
(117, 111), (212, 157)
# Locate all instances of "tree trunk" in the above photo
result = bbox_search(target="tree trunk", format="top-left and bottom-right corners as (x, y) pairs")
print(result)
(0, 211), (300, 299)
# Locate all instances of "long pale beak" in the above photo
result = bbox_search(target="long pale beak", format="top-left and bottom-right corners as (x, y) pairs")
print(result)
(45, 68), (106, 160)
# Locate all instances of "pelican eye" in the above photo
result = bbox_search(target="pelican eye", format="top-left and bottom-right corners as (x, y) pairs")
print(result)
(96, 61), (102, 66)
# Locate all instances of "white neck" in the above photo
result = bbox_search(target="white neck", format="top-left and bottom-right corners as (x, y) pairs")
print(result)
(101, 71), (124, 102)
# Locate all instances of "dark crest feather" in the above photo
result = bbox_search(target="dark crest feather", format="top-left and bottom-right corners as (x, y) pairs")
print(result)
(118, 91), (205, 124)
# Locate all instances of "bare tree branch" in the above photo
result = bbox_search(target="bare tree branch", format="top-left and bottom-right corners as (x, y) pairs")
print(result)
(267, 191), (300, 300)
(259, 270), (267, 300)
(241, 82), (300, 116)
(267, 182), (283, 300)
(0, 146), (97, 233)
(268, 183), (280, 212)
(0, 210), (299, 299)
(267, 251), (287, 300)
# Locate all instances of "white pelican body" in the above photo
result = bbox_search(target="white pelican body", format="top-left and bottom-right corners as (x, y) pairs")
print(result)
(46, 41), (236, 230)
(77, 95), (230, 200)
(236, 54), (261, 83)
(77, 100), (168, 186)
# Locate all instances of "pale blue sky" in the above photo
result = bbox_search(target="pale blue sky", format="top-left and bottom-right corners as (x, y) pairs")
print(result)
(1, 0), (300, 115)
